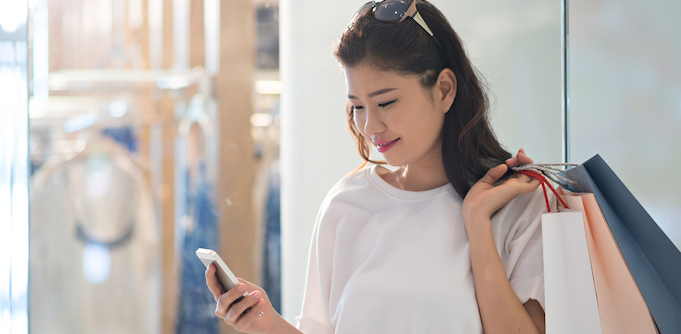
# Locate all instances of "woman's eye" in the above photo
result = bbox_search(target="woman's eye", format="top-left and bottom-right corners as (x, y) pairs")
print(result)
(378, 99), (397, 108)
(352, 105), (364, 111)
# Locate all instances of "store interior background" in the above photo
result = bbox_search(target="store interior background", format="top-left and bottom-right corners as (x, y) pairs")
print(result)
(1, 0), (679, 333)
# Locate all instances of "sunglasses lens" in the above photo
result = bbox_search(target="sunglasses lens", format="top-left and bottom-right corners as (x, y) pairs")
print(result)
(374, 0), (412, 21)
(352, 2), (376, 22)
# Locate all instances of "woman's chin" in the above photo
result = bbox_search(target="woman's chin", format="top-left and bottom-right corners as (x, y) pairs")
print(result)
(381, 155), (406, 167)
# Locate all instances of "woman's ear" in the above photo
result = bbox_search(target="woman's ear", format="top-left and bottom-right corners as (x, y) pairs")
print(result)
(436, 68), (457, 113)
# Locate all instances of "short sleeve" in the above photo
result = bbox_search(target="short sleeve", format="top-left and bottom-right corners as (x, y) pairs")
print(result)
(490, 187), (556, 310)
(295, 204), (335, 334)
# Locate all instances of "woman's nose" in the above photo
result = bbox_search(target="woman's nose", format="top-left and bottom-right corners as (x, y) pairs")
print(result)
(363, 107), (385, 136)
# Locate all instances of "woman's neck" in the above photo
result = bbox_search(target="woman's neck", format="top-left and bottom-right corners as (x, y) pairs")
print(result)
(379, 160), (449, 192)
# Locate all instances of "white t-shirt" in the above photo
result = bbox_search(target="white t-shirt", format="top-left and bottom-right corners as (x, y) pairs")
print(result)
(296, 165), (552, 333)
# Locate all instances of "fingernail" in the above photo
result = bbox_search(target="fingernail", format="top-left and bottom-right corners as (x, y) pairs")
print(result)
(251, 291), (262, 300)
(237, 284), (246, 293)
(256, 299), (264, 307)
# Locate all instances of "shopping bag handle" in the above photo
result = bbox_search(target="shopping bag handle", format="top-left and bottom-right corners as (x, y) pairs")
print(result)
(515, 170), (569, 212)
(512, 163), (579, 185)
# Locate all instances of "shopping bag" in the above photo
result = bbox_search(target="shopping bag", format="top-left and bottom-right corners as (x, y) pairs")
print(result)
(561, 154), (681, 333)
(515, 169), (602, 333)
(542, 209), (603, 334)
(559, 189), (657, 334)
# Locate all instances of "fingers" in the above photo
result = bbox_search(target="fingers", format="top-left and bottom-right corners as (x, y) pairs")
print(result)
(504, 149), (521, 167)
(479, 164), (508, 185)
(516, 176), (541, 194)
(205, 264), (226, 301)
(495, 175), (541, 208)
(510, 170), (541, 186)
(505, 148), (534, 167)
(232, 299), (266, 333)
(222, 290), (264, 328)
(480, 162), (541, 189)
(500, 172), (541, 195)
(212, 278), (274, 334)
(519, 148), (534, 164)
(215, 282), (249, 318)
(516, 173), (534, 184)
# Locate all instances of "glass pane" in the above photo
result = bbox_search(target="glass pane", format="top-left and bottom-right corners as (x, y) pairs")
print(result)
(25, 0), (278, 333)
(569, 0), (681, 248)
(0, 0), (30, 332)
(453, 0), (565, 163)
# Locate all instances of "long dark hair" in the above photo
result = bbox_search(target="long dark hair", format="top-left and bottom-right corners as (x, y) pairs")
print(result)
(334, 0), (511, 198)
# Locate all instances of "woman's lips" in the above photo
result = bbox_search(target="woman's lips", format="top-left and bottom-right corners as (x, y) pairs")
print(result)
(376, 138), (400, 153)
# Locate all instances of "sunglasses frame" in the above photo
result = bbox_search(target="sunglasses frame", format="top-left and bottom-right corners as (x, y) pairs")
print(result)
(354, 0), (435, 36)
(352, 0), (443, 50)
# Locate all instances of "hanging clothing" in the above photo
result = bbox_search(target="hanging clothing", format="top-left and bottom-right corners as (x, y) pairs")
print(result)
(29, 138), (160, 334)
(102, 126), (138, 153)
(176, 163), (220, 334)
(261, 159), (281, 312)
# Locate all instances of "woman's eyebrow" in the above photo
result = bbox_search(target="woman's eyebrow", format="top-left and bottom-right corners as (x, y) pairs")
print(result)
(348, 87), (397, 100)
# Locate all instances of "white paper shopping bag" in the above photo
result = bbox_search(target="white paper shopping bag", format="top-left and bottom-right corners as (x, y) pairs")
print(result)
(542, 210), (603, 334)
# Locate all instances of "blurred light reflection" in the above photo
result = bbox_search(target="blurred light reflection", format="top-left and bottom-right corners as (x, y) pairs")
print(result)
(0, 0), (29, 331)
(0, 0), (27, 33)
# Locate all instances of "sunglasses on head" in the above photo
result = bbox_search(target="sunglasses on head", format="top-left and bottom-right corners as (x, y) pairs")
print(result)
(352, 0), (443, 49)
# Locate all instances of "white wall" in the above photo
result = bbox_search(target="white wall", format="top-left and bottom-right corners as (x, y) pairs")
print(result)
(569, 0), (681, 248)
(279, 0), (364, 323)
(280, 0), (564, 322)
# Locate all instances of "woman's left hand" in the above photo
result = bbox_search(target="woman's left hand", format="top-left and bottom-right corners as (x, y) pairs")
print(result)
(462, 148), (540, 224)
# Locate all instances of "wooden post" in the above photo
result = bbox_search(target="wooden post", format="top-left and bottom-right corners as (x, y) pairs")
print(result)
(139, 0), (150, 69)
(47, 0), (62, 71)
(190, 0), (205, 69)
(215, 0), (257, 332)
(159, 0), (177, 333)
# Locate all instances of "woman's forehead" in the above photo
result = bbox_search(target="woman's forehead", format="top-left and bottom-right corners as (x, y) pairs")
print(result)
(344, 65), (416, 95)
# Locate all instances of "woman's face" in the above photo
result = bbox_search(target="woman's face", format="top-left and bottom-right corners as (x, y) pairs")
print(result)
(345, 63), (447, 168)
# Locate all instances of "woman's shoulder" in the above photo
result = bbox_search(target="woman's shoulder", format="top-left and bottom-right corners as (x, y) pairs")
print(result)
(318, 164), (410, 219)
(504, 186), (556, 215)
(312, 165), (378, 230)
(491, 185), (557, 238)
(322, 165), (376, 203)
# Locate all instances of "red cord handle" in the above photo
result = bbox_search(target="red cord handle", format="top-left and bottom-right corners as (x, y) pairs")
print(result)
(516, 170), (569, 212)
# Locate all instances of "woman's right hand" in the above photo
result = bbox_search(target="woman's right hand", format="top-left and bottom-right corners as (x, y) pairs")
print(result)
(205, 264), (279, 333)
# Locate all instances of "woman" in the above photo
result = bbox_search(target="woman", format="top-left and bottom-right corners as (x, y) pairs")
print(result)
(205, 1), (549, 332)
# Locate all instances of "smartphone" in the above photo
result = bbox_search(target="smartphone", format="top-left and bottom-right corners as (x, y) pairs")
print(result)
(196, 248), (253, 314)
(196, 248), (240, 291)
